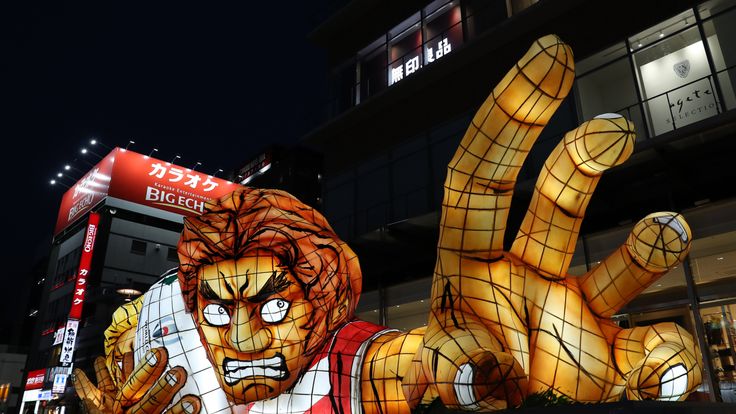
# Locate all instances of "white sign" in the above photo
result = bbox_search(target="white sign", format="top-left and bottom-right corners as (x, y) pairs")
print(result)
(425, 38), (452, 64)
(59, 319), (79, 366)
(38, 390), (53, 400)
(389, 37), (454, 86)
(52, 327), (65, 346)
(639, 40), (718, 135)
(52, 374), (68, 394)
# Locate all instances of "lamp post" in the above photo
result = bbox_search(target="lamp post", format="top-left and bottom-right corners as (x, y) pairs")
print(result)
(89, 138), (113, 151)
(80, 147), (103, 159)
(49, 179), (70, 189)
(168, 155), (181, 165)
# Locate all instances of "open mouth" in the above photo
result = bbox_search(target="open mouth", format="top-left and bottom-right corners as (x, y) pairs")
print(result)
(222, 353), (289, 385)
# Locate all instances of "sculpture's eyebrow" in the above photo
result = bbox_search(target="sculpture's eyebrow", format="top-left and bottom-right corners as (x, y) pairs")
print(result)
(247, 270), (292, 303)
(199, 277), (235, 306)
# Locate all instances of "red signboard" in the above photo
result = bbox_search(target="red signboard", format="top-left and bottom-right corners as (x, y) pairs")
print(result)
(25, 369), (46, 390)
(68, 213), (99, 320)
(107, 149), (238, 217)
(54, 148), (239, 235)
(54, 152), (115, 235)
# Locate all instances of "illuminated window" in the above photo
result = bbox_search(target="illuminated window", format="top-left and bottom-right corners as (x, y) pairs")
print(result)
(631, 13), (718, 136)
(388, 13), (422, 86)
(423, 1), (462, 65)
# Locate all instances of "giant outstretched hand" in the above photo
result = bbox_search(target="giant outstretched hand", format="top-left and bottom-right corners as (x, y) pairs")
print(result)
(401, 35), (702, 410)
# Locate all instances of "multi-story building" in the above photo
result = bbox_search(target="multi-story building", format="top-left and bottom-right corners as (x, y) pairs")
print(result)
(306, 0), (736, 402)
(230, 144), (323, 209)
(20, 148), (238, 414)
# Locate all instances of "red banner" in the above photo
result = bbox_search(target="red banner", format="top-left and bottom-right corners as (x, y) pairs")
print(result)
(68, 213), (99, 320)
(25, 369), (46, 390)
(54, 148), (239, 235)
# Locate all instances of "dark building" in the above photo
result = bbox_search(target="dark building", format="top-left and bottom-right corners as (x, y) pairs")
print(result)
(20, 148), (238, 413)
(230, 145), (324, 208)
(305, 0), (736, 402)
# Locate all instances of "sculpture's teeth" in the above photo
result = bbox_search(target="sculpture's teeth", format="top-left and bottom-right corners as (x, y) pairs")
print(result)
(223, 355), (287, 384)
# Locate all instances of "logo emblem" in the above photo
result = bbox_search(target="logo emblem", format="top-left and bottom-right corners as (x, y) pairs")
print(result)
(673, 60), (690, 78)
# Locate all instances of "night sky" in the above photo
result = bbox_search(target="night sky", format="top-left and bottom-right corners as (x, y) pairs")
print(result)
(1, 1), (332, 338)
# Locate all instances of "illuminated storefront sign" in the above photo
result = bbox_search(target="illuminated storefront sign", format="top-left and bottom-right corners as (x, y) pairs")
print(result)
(24, 369), (45, 390)
(387, 1), (462, 86)
(389, 36), (455, 85)
(236, 152), (272, 184)
(54, 148), (237, 235)
(52, 326), (65, 346)
(639, 40), (718, 135)
(55, 156), (114, 235)
(59, 319), (79, 366)
(425, 38), (451, 63)
(68, 212), (99, 320)
(52, 374), (68, 394)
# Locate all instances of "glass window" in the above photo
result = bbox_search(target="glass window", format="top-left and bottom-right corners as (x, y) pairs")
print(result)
(632, 21), (719, 136)
(702, 5), (736, 110)
(386, 299), (430, 331)
(130, 239), (147, 255)
(464, 0), (508, 38)
(629, 9), (696, 51)
(388, 13), (422, 86)
(697, 0), (736, 19)
(700, 303), (736, 402)
(167, 247), (178, 262)
(423, 1), (462, 65)
(358, 37), (387, 101)
(509, 0), (539, 15)
(576, 54), (641, 129)
(356, 309), (381, 325)
(576, 42), (629, 76)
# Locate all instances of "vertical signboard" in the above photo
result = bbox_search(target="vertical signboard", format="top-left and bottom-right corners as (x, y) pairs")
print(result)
(59, 319), (79, 366)
(69, 212), (100, 320)
(52, 374), (68, 394)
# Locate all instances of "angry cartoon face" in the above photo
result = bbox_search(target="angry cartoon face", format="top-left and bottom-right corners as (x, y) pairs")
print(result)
(195, 254), (329, 403)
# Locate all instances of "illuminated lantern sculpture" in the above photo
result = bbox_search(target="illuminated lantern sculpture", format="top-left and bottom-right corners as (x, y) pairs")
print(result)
(73, 35), (701, 413)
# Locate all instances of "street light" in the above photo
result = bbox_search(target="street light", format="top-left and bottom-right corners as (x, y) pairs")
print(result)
(90, 138), (114, 151)
(147, 148), (159, 158)
(212, 168), (224, 177)
(168, 155), (181, 165)
(80, 147), (103, 159)
(50, 179), (70, 189)
(56, 171), (79, 183)
(191, 161), (202, 171)
(124, 140), (135, 151)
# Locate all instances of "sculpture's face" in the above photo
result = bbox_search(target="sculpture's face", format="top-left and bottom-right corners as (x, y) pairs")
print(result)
(195, 255), (327, 403)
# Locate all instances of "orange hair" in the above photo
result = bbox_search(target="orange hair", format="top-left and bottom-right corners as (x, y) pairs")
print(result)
(177, 187), (362, 331)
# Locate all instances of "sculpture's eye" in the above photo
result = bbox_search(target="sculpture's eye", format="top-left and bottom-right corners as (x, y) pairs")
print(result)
(261, 299), (290, 323)
(203, 304), (231, 326)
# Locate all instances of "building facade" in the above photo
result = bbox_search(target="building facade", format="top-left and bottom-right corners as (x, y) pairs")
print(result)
(306, 0), (736, 402)
(20, 148), (238, 414)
